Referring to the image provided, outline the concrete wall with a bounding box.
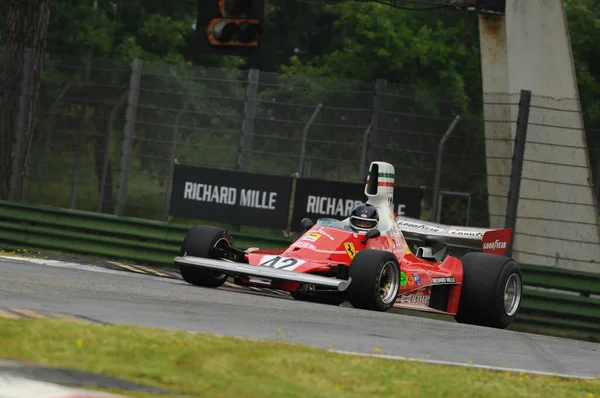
[478,0,600,273]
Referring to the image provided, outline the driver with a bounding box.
[349,203,379,231]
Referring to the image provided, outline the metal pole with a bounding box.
[358,124,372,182]
[162,94,197,221]
[9,49,34,201]
[115,59,143,216]
[504,89,532,258]
[595,157,600,210]
[70,113,90,209]
[436,194,444,224]
[39,83,70,202]
[236,69,259,172]
[97,90,128,212]
[431,115,461,222]
[298,103,322,176]
[466,193,471,226]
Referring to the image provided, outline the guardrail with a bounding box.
[0,200,598,340]
[0,200,291,266]
[515,264,600,338]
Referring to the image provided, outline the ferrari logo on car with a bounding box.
[344,242,356,259]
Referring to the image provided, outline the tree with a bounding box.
[0,0,52,201]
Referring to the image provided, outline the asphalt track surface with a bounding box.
[1,257,599,379]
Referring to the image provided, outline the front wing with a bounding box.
[174,256,352,292]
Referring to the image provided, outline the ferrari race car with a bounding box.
[174,161,523,329]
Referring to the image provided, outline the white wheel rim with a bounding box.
[503,273,522,316]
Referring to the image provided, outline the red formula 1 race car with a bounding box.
[174,161,523,329]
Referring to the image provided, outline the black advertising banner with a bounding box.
[169,164,292,229]
[291,178,423,231]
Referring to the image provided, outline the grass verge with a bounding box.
[0,318,598,398]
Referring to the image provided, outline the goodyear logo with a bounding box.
[344,242,356,259]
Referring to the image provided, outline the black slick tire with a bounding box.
[454,252,523,329]
[346,249,401,312]
[179,225,233,288]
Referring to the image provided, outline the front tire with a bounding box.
[179,225,233,288]
[454,252,523,329]
[346,250,401,311]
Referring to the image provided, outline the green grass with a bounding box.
[0,318,598,398]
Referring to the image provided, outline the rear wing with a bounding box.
[395,216,512,256]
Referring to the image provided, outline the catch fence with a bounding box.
[2,50,600,272]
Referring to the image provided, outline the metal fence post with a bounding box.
[236,69,259,172]
[70,112,91,209]
[595,157,600,210]
[504,89,532,258]
[162,94,197,221]
[431,115,461,222]
[286,173,299,232]
[97,90,128,213]
[298,103,322,176]
[365,79,386,168]
[358,124,372,182]
[115,59,142,216]
[39,83,70,202]
[9,48,34,201]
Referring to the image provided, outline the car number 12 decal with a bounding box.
[258,255,305,271]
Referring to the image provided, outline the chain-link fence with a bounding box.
[515,94,600,272]
[10,52,489,226]
[3,51,600,271]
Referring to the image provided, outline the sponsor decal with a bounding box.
[398,294,430,305]
[400,272,407,287]
[396,220,441,233]
[170,165,292,229]
[258,255,305,271]
[291,179,423,231]
[481,228,512,256]
[448,229,483,237]
[315,227,336,241]
[413,272,421,286]
[344,242,356,259]
[403,243,412,254]
[406,273,415,288]
[302,233,321,242]
[294,241,317,250]
[432,277,456,284]
[306,196,363,217]
[483,240,507,250]
[183,182,278,210]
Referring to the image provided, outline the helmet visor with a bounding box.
[350,216,377,229]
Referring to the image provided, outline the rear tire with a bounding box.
[346,250,401,312]
[454,252,522,329]
[179,225,233,288]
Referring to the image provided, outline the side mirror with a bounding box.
[301,218,314,231]
[361,228,380,244]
